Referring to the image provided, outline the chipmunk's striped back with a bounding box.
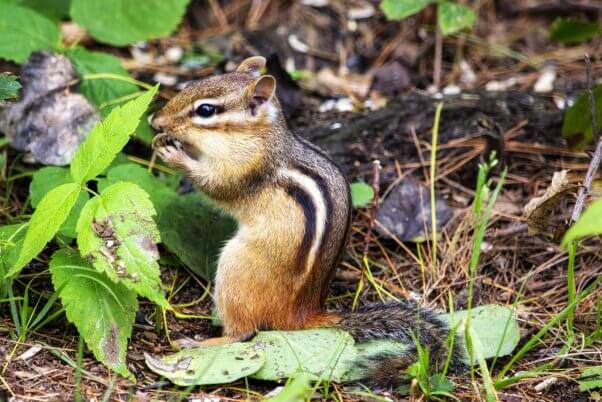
[279,134,351,307]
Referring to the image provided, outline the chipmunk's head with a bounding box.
[151,56,286,172]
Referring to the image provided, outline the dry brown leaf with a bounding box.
[523,170,577,236]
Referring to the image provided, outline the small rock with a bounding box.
[534,376,558,392]
[153,72,178,87]
[370,61,411,96]
[533,65,556,93]
[375,177,453,242]
[288,34,310,53]
[486,77,518,92]
[18,344,42,361]
[442,84,461,95]
[264,386,284,398]
[164,46,183,63]
[319,98,354,113]
[130,43,154,65]
[459,60,476,86]
[348,3,374,20]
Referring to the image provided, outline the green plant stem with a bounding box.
[75,335,84,402]
[567,242,577,336]
[496,275,602,383]
[430,102,443,272]
[83,73,154,90]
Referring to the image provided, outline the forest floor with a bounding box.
[1,1,602,401]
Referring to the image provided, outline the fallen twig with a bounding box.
[570,55,601,224]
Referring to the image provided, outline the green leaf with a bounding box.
[13,0,71,20]
[0,3,61,62]
[550,17,601,44]
[380,0,436,20]
[76,182,169,309]
[562,198,602,246]
[579,366,602,392]
[144,341,265,386]
[253,329,356,382]
[431,373,454,393]
[0,73,20,101]
[146,304,520,385]
[443,304,520,361]
[267,373,314,402]
[9,183,81,277]
[438,1,476,35]
[30,167,89,239]
[66,47,139,115]
[350,182,374,208]
[0,223,27,277]
[158,194,237,280]
[70,0,190,46]
[50,249,137,380]
[70,86,158,185]
[98,165,233,280]
[98,163,178,216]
[562,85,602,150]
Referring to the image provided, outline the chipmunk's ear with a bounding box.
[247,75,276,115]
[236,56,266,77]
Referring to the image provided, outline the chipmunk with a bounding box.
[151,56,465,388]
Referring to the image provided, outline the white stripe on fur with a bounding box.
[280,168,327,273]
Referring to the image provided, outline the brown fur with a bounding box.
[152,57,464,388]
[152,57,350,336]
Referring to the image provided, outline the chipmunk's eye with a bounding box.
[195,103,217,118]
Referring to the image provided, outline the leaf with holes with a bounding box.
[97,163,178,216]
[0,3,61,62]
[9,183,81,277]
[144,342,265,386]
[70,86,158,185]
[253,329,356,382]
[76,182,169,309]
[50,249,137,380]
[70,0,190,46]
[30,167,89,239]
[146,305,520,385]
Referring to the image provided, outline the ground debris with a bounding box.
[0,51,99,165]
[376,177,453,242]
[524,170,577,236]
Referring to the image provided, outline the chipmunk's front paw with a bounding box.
[152,134,189,166]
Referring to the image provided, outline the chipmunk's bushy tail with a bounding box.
[335,301,467,389]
